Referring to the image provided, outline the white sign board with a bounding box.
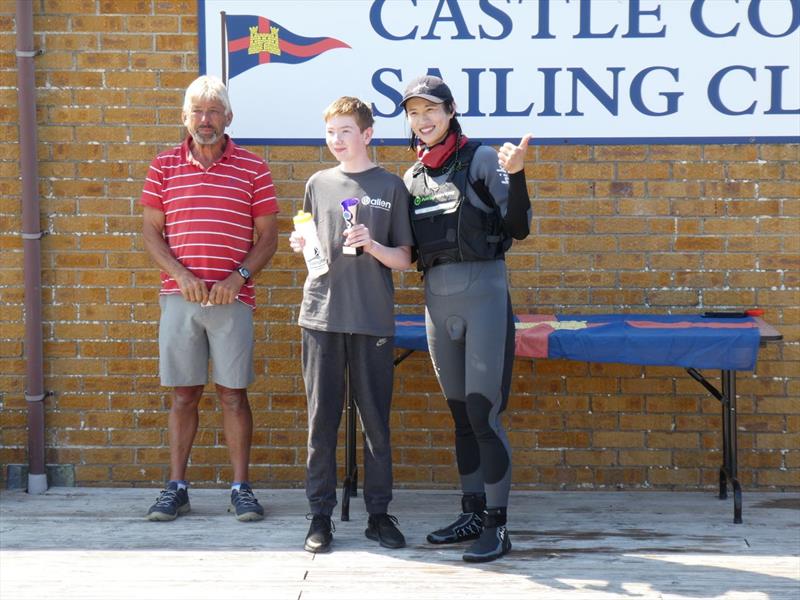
[199,0,800,145]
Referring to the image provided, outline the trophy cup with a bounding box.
[341,197,363,256]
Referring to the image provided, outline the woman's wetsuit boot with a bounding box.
[426,493,486,544]
[462,506,511,562]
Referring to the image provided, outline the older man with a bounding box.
[141,75,278,521]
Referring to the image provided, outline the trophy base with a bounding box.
[343,246,363,256]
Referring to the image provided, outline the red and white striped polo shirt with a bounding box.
[140,135,278,309]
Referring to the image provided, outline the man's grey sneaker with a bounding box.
[229,483,264,522]
[462,508,511,563]
[304,513,334,553]
[146,482,190,521]
[365,513,406,549]
[426,493,485,544]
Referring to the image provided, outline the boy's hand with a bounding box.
[343,223,373,252]
[289,230,305,253]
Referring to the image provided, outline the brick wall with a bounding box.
[1,1,798,490]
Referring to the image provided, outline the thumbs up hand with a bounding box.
[497,133,532,174]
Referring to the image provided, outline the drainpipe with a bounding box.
[16,0,47,494]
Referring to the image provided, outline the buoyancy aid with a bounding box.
[408,141,512,271]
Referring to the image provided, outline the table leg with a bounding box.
[719,371,730,501]
[721,369,742,524]
[347,384,358,497]
[341,369,358,522]
[687,367,742,523]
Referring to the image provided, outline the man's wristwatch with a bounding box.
[236,266,251,281]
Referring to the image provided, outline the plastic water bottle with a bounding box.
[293,210,329,277]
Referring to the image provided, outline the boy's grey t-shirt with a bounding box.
[298,165,413,337]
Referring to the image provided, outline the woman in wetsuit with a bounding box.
[401,75,532,563]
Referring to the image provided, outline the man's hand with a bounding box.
[173,271,209,304]
[142,206,210,304]
[208,273,244,305]
[497,133,532,174]
[205,213,277,305]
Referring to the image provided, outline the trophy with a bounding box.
[341,197,363,256]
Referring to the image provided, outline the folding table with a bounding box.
[341,313,782,524]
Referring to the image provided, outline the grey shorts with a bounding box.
[158,294,255,389]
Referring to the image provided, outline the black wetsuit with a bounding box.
[404,142,531,510]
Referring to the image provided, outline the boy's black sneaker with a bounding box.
[304,513,334,553]
[426,493,485,544]
[146,482,190,521]
[365,513,406,549]
[229,483,264,522]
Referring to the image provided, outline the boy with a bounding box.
[289,97,413,553]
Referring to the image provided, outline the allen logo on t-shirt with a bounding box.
[360,195,392,212]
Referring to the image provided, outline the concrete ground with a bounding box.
[1,487,799,600]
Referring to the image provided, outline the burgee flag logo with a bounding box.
[225,14,350,80]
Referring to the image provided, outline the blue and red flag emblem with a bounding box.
[225,15,350,79]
